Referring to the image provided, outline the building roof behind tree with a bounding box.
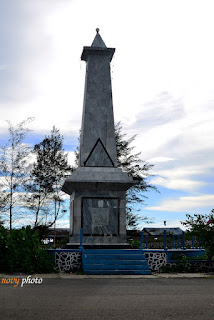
[142,227,183,236]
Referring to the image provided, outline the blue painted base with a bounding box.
[82,249,151,275]
[85,270,152,275]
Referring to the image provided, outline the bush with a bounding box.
[170,253,210,261]
[160,263,188,273]
[127,239,140,248]
[181,211,214,259]
[0,226,55,274]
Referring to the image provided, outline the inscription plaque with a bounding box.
[92,208,109,226]
[82,197,119,235]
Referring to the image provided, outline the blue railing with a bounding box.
[139,231,144,250]
[139,230,201,250]
[79,228,84,250]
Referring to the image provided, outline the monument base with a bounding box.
[69,189,127,245]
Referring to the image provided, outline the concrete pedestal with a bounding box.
[69,190,127,244]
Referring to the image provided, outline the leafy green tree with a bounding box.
[114,122,156,228]
[0,118,33,230]
[27,126,72,227]
[181,210,214,259]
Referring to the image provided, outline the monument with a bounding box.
[62,29,136,245]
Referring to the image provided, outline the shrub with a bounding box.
[181,211,214,259]
[0,226,55,273]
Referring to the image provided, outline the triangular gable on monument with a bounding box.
[84,138,114,167]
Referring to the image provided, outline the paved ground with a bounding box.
[0,274,213,320]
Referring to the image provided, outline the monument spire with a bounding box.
[62,31,136,245]
[79,29,117,167]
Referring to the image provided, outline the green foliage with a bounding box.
[181,210,214,259]
[115,122,157,228]
[170,253,210,261]
[74,268,84,275]
[26,126,72,227]
[160,263,188,273]
[0,226,54,273]
[127,238,141,248]
[0,225,8,270]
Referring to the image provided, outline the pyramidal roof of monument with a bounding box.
[91,29,107,48]
[84,138,114,167]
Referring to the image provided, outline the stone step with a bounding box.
[82,249,151,275]
[84,259,148,265]
[83,254,146,260]
[84,264,150,271]
[84,270,152,275]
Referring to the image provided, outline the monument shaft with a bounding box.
[80,52,117,167]
[62,30,135,245]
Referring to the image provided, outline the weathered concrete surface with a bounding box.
[80,31,117,167]
[68,190,127,244]
[62,30,136,245]
[62,167,135,194]
[1,278,213,320]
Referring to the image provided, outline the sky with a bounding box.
[0,0,214,229]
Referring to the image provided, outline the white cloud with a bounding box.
[67,151,76,167]
[147,157,175,163]
[149,162,214,192]
[55,219,69,228]
[9,216,70,229]
[153,163,213,179]
[0,64,7,71]
[150,177,206,192]
[146,194,214,212]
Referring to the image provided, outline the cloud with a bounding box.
[153,163,213,179]
[0,0,81,138]
[124,92,214,194]
[149,162,214,192]
[0,1,53,103]
[67,151,76,167]
[55,219,69,228]
[146,194,214,212]
[137,92,185,128]
[7,216,70,229]
[150,177,206,192]
[0,64,7,71]
[147,157,175,163]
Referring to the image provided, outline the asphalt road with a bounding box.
[0,277,213,320]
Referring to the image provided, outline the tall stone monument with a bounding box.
[62,29,136,245]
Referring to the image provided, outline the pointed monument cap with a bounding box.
[91,28,107,47]
[81,28,115,61]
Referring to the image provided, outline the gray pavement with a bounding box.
[0,275,213,320]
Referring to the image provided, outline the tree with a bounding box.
[75,122,156,228]
[0,118,33,230]
[181,210,214,259]
[115,122,156,228]
[27,126,72,227]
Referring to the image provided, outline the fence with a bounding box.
[139,230,201,250]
